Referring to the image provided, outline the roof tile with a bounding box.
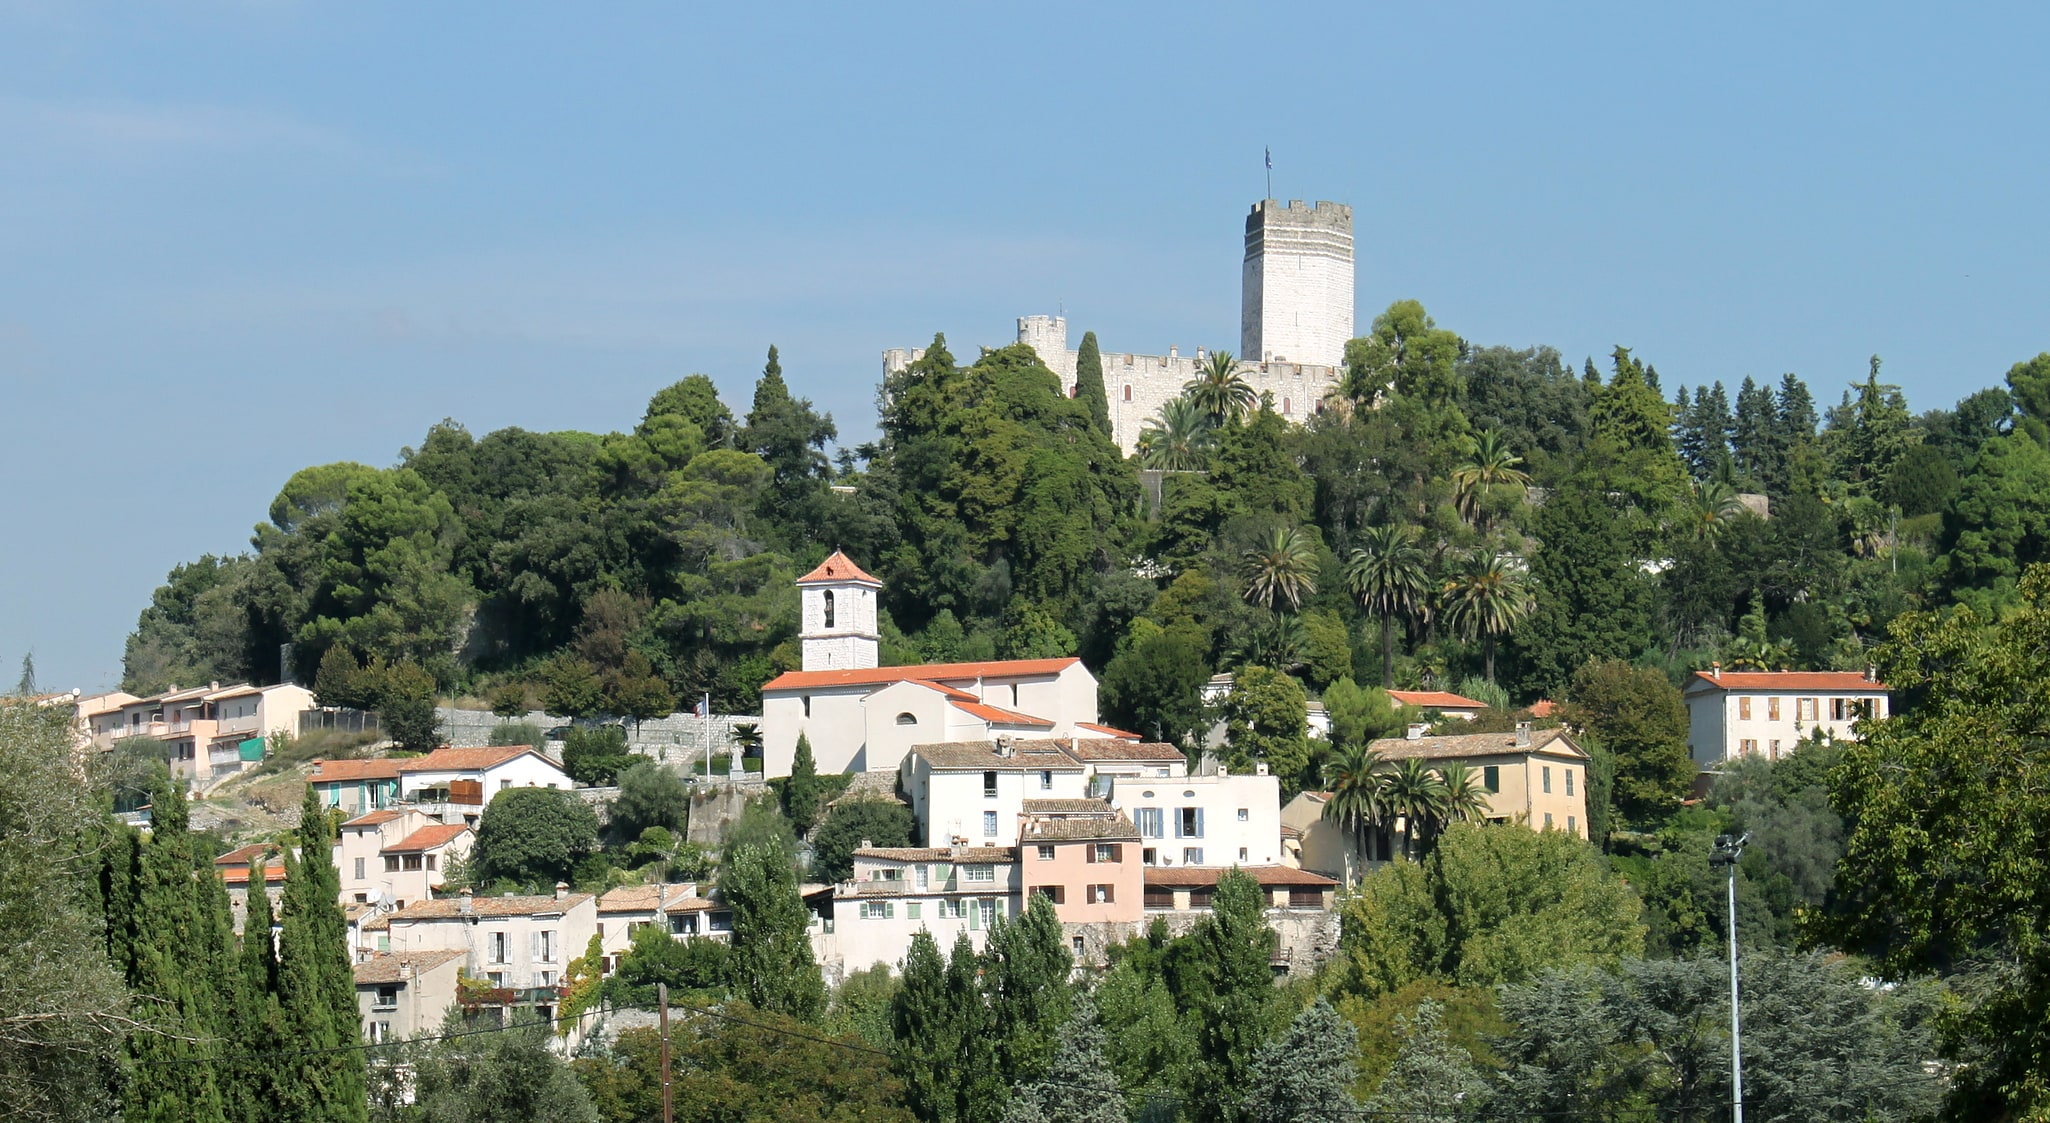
[1367,727,1585,762]
[795,550,881,586]
[1686,671,1888,692]
[1143,865,1337,888]
[763,657,1081,693]
[384,824,470,852]
[353,949,466,985]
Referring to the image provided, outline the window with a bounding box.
[1090,884,1113,904]
[1092,843,1121,863]
[488,932,508,964]
[860,901,894,920]
[1544,813,1554,829]
[1739,697,1752,720]
[536,971,555,988]
[963,864,995,883]
[402,854,423,872]
[426,854,437,871]
[1182,847,1204,865]
[978,898,998,929]
[822,589,835,628]
[1142,847,1157,865]
[982,811,998,837]
[1033,885,1065,904]
[1238,847,1248,862]
[1237,808,1249,821]
[1176,808,1203,838]
[383,855,400,873]
[983,771,998,798]
[1289,888,1323,908]
[802,696,810,718]
[1768,697,1781,721]
[1740,738,1758,755]
[874,867,902,881]
[1568,815,1577,835]
[1482,765,1500,793]
[1144,886,1175,908]
[534,930,556,963]
[895,712,917,726]
[1542,767,1552,794]
[500,780,512,791]
[1037,844,1055,861]
[1123,384,1132,401]
[487,971,505,987]
[1072,935,1085,955]
[1135,808,1163,838]
[1832,698,1848,721]
[916,865,929,889]
[1797,698,1817,721]
[907,902,921,920]
[372,985,398,1011]
[938,899,965,919]
[1282,397,1291,414]
[1565,770,1575,797]
[354,858,366,880]
[1010,684,1019,706]
[1039,770,1053,791]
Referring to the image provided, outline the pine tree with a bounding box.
[723,841,826,1022]
[786,733,821,830]
[1074,330,1110,435]
[982,894,1072,1092]
[1731,376,1779,490]
[1244,998,1359,1123]
[1683,381,1735,480]
[275,786,367,1123]
[999,996,1124,1123]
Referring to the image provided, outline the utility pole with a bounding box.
[1711,832,1751,1123]
[657,981,674,1123]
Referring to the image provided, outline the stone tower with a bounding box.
[797,551,881,672]
[1240,199,1355,368]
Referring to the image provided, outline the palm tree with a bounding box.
[1345,525,1431,689]
[1451,430,1530,528]
[1439,551,1536,684]
[1236,614,1307,672]
[1321,744,1388,872]
[1137,397,1218,471]
[1435,762,1492,826]
[1382,757,1449,860]
[1184,350,1256,427]
[1242,526,1319,613]
[1678,479,1746,541]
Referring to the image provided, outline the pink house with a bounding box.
[1018,799,1143,940]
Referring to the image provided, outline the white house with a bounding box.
[1683,666,1890,765]
[815,845,1020,978]
[1107,765,1284,869]
[355,948,465,1043]
[396,745,573,824]
[758,552,1103,776]
[901,739,1090,848]
[380,885,597,997]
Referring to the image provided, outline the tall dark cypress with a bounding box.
[1731,376,1779,490]
[1074,330,1111,435]
[233,857,284,1123]
[275,786,366,1122]
[123,781,229,1123]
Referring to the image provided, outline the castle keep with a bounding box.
[885,198,1355,455]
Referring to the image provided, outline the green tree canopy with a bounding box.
[472,786,601,891]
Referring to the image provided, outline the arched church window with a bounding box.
[823,590,835,628]
[1123,384,1132,401]
[896,712,917,726]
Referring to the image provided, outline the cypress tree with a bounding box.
[275,786,366,1123]
[889,931,957,1123]
[123,780,229,1123]
[786,733,820,830]
[1731,376,1780,490]
[1172,870,1277,1123]
[233,858,284,1123]
[1074,330,1110,435]
[946,933,1003,1123]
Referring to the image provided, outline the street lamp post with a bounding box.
[1711,831,1751,1123]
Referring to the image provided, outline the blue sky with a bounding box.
[3,3,2046,692]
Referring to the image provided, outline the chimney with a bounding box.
[1710,662,1722,680]
[1864,663,1878,683]
[995,735,1013,758]
[1255,761,1269,777]
[457,888,473,915]
[399,960,415,980]
[1218,763,1229,777]
[1515,721,1532,748]
[859,838,872,850]
[1406,723,1427,741]
[554,881,569,901]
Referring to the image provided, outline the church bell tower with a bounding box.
[796,551,881,672]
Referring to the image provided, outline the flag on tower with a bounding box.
[1265,146,1272,170]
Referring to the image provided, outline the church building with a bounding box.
[757,552,1109,776]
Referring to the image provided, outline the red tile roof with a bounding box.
[1061,737,1183,762]
[796,550,881,586]
[385,824,470,852]
[1388,690,1489,710]
[342,810,408,828]
[353,948,465,985]
[951,700,1055,727]
[387,892,592,919]
[221,861,287,885]
[1075,722,1141,740]
[763,657,1082,693]
[1686,671,1888,692]
[395,746,544,773]
[310,758,402,782]
[215,843,277,867]
[1528,699,1558,717]
[1143,865,1337,888]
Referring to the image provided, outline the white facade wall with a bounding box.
[762,685,880,776]
[383,896,597,991]
[1109,771,1284,868]
[910,764,1090,848]
[399,754,570,802]
[817,855,1021,977]
[1686,690,1889,764]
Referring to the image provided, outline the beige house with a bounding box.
[595,883,728,972]
[84,682,315,790]
[1284,725,1591,882]
[1684,667,1890,765]
[1106,764,1283,869]
[355,948,464,1042]
[380,886,598,1011]
[335,808,472,909]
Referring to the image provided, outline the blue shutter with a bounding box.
[1194,808,1204,838]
